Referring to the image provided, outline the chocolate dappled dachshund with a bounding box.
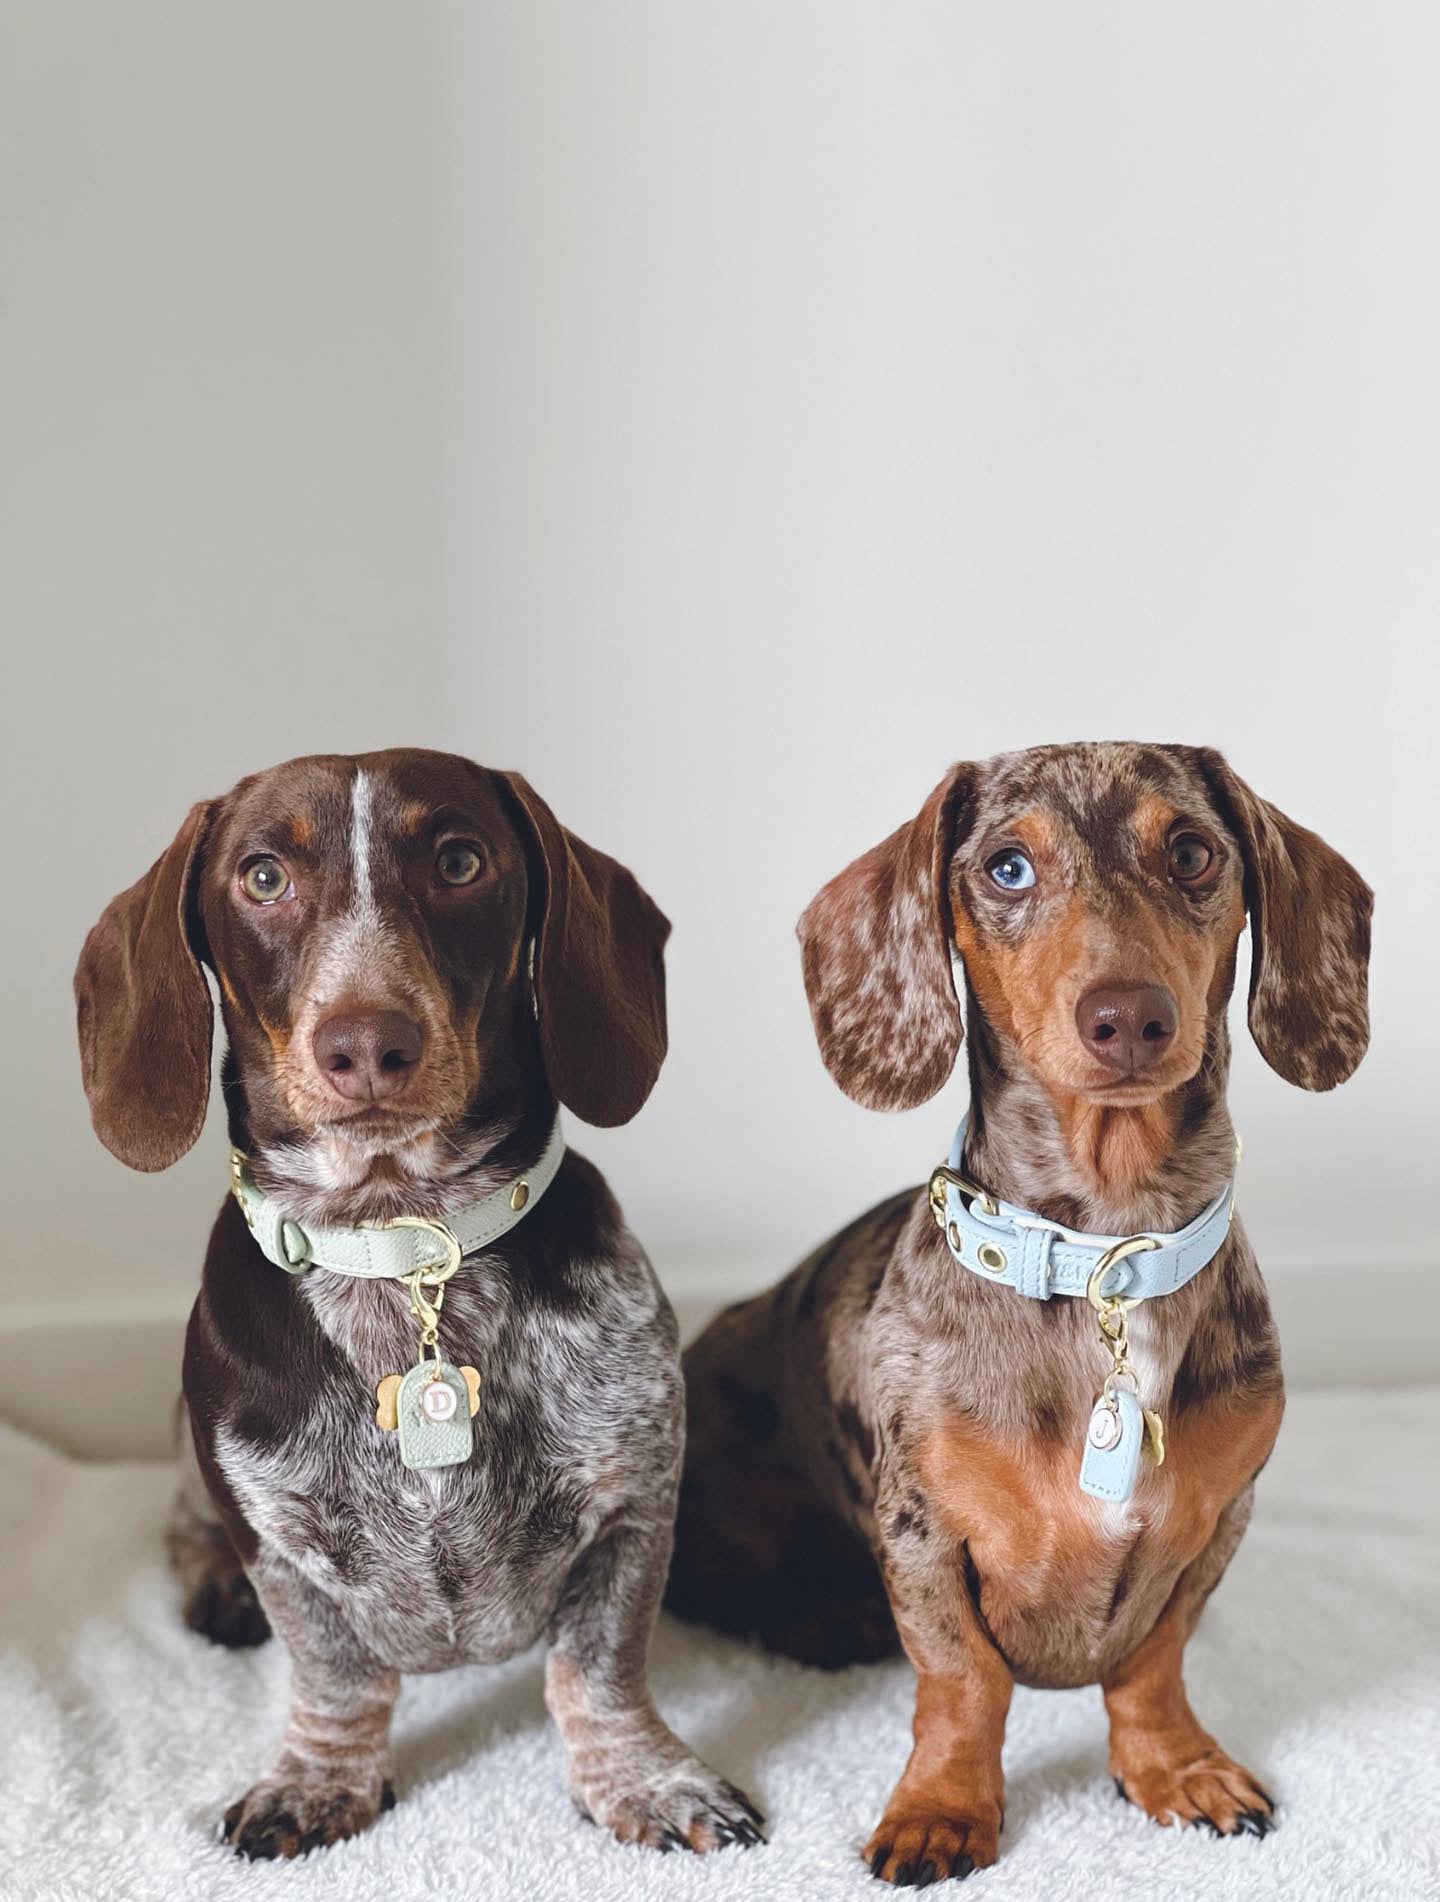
[74,749,761,1860]
[669,742,1371,1884]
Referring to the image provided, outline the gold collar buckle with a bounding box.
[229,1147,255,1229]
[928,1164,1000,1227]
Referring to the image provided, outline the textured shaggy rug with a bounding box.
[0,1388,1435,1902]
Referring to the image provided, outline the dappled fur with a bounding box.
[77,750,759,1861]
[671,742,1370,1883]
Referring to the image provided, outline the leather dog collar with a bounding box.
[930,1113,1235,1304]
[229,1116,566,1280]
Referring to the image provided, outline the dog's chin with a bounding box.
[1071,1058,1202,1108]
[1031,1056,1202,1110]
[311,1105,437,1151]
[1078,1078,1171,1107]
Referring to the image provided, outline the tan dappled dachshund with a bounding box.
[669,742,1371,1885]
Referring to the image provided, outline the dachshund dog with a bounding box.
[75,749,761,1861]
[669,742,1371,1884]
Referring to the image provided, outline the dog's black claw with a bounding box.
[1237,1808,1274,1838]
[1196,1815,1224,1838]
[1113,1776,1129,1803]
[955,1852,975,1880]
[1254,1784,1277,1813]
[379,1781,396,1813]
[892,1863,915,1888]
[870,1844,893,1877]
[658,1829,686,1854]
[703,1800,763,1849]
[915,1860,937,1889]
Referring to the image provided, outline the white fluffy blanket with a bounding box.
[1,1389,1435,1902]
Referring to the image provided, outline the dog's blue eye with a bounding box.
[987,850,1036,891]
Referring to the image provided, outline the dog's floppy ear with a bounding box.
[75,802,215,1170]
[494,773,670,1126]
[1193,749,1373,1090]
[798,764,973,1111]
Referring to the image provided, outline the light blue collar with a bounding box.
[929,1114,1235,1304]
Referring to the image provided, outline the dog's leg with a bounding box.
[863,1607,1013,1884]
[545,1522,765,1853]
[222,1560,399,1861]
[862,1460,1013,1884]
[168,1400,270,1648]
[1105,1486,1276,1837]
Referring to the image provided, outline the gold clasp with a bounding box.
[406,1265,448,1375]
[1086,1234,1161,1399]
[376,1217,464,1384]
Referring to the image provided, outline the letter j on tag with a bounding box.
[1080,1388,1145,1502]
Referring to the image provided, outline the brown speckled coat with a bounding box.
[77,750,762,1863]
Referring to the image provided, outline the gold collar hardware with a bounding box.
[929,1164,999,1226]
[1087,1235,1165,1468]
[377,1217,465,1378]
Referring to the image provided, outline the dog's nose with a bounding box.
[312,1010,423,1102]
[1075,984,1178,1074]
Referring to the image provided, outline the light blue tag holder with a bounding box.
[1079,1389,1145,1503]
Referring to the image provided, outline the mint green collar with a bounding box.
[228,1117,566,1280]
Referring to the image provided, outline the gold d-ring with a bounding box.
[376,1216,464,1286]
[1086,1235,1160,1312]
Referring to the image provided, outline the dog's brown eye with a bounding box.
[1168,834,1216,884]
[436,842,484,887]
[240,856,292,903]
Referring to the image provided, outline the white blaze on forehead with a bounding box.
[350,768,377,915]
[301,767,396,1011]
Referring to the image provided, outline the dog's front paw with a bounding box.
[864,1791,1002,1884]
[1113,1739,1275,1837]
[221,1773,395,1860]
[584,1758,765,1854]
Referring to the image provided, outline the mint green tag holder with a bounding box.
[395,1362,475,1470]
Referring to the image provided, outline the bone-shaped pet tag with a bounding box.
[1079,1387,1145,1502]
[375,1363,481,1470]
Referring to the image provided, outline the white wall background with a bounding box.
[3,3,1436,1444]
